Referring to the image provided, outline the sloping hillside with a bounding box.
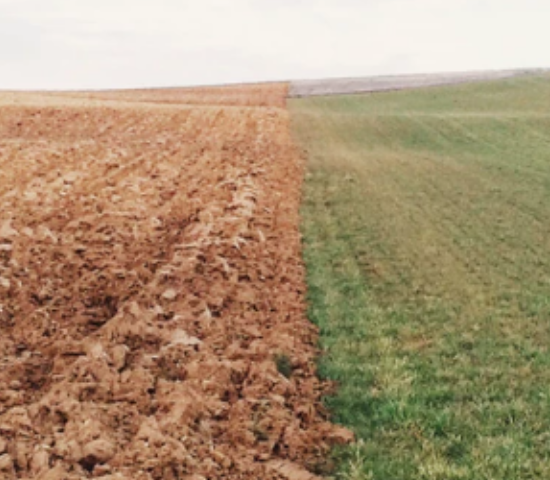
[290,74,550,480]
[289,68,544,97]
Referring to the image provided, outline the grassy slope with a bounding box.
[289,75,550,480]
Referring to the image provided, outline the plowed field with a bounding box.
[0,85,350,479]
[23,83,288,108]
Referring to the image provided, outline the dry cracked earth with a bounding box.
[0,84,352,480]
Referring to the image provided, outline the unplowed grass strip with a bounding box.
[290,75,550,479]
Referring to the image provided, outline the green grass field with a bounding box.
[289,75,550,480]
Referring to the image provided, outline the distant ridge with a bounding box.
[289,68,548,97]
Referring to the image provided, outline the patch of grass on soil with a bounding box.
[290,75,550,480]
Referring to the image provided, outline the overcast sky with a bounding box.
[0,0,548,90]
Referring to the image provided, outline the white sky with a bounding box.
[0,0,548,90]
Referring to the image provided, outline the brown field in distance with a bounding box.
[6,82,290,109]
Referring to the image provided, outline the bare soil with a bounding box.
[0,85,351,479]
[35,83,289,108]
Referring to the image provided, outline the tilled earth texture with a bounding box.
[0,84,352,480]
[38,83,289,108]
